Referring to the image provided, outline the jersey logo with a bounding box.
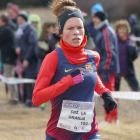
[85,64,93,73]
[65,69,73,73]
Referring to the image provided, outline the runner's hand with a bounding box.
[70,67,85,84]
[101,92,117,114]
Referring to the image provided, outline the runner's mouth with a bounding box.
[73,38,80,42]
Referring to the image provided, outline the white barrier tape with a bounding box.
[95,91,140,100]
[130,36,140,42]
[1,75,140,100]
[0,75,36,84]
[112,91,140,100]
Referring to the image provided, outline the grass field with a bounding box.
[1,78,140,140]
[0,7,140,140]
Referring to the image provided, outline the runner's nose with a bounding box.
[74,28,80,35]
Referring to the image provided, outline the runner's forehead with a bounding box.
[64,18,84,27]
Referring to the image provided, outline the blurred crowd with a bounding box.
[0,3,61,106]
[0,2,140,122]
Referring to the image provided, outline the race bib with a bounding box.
[57,100,94,133]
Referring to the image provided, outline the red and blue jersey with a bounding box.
[33,40,111,139]
[46,48,98,139]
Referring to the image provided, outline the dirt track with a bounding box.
[1,82,140,140]
[0,7,140,140]
[0,55,140,140]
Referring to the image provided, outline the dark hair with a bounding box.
[0,14,9,23]
[40,22,54,41]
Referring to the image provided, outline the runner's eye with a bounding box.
[78,26,83,30]
[68,27,73,30]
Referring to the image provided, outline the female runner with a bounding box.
[32,0,117,139]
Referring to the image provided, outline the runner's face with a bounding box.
[61,17,85,47]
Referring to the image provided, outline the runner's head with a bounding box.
[51,0,85,47]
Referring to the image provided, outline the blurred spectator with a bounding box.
[82,11,95,50]
[29,14,42,38]
[86,3,104,42]
[7,4,19,30]
[47,23,60,51]
[0,14,18,104]
[35,22,60,74]
[16,11,38,107]
[128,14,140,47]
[115,19,140,91]
[93,11,119,124]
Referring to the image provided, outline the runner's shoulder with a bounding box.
[89,50,100,63]
[44,50,58,63]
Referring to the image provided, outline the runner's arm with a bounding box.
[32,50,74,106]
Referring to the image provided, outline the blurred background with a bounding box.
[0,0,140,21]
[0,0,140,140]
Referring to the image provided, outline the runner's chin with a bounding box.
[71,40,82,47]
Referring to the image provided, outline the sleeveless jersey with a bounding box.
[46,48,99,140]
